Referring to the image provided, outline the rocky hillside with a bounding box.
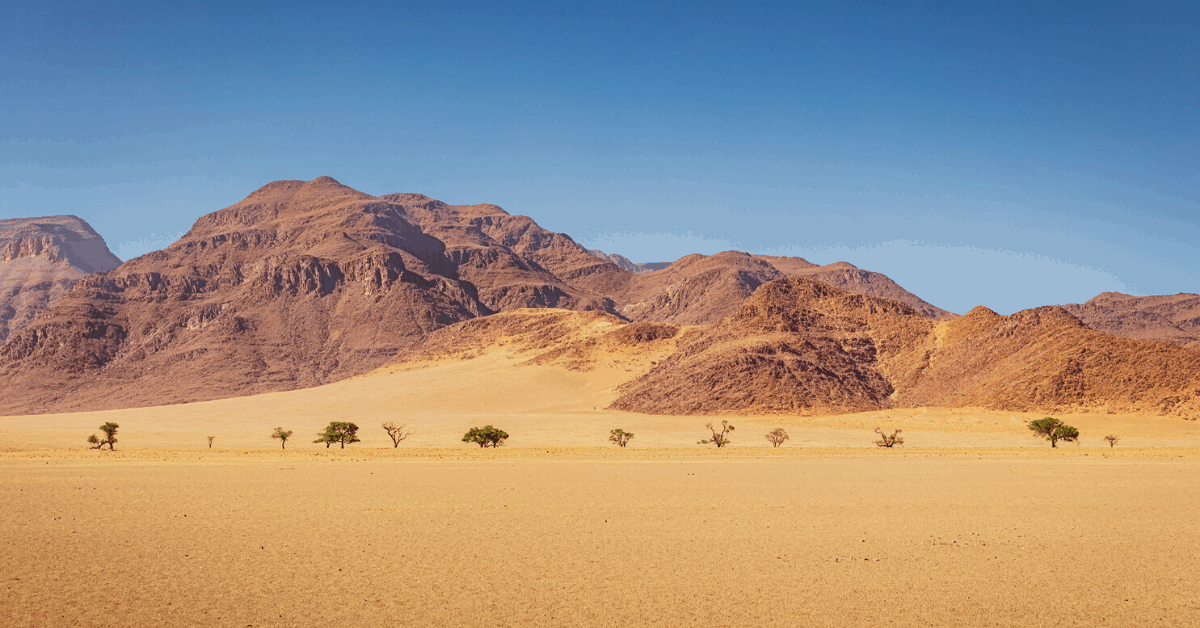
[897,304,1200,415]
[611,278,935,414]
[0,216,121,342]
[612,277,1200,417]
[1061,292,1200,346]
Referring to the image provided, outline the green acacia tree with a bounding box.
[314,422,360,449]
[87,422,119,450]
[609,429,634,447]
[272,427,294,449]
[463,425,509,448]
[1028,417,1079,448]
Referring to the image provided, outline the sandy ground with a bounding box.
[1,452,1197,627]
[3,354,1199,626]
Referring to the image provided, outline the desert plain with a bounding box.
[3,346,1199,628]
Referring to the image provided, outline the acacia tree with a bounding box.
[698,421,735,448]
[1103,434,1119,448]
[1028,417,1079,448]
[271,427,293,449]
[88,422,119,450]
[314,422,361,449]
[463,425,508,448]
[874,428,903,448]
[765,428,790,448]
[609,429,634,447]
[382,422,411,448]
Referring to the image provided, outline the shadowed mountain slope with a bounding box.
[0,216,121,343]
[1061,292,1200,346]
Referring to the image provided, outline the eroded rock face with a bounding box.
[0,216,122,343]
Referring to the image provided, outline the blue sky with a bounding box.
[2,1,1197,314]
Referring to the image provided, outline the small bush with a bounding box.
[609,429,634,447]
[765,428,789,448]
[874,428,903,448]
[207,436,215,449]
[698,421,734,448]
[1103,434,1119,448]
[463,425,508,448]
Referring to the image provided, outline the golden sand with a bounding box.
[2,452,1198,627]
[3,353,1198,626]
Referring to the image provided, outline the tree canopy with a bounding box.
[1028,417,1079,448]
[463,425,509,448]
[314,422,361,449]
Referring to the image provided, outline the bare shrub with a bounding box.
[1103,434,1119,448]
[382,422,412,448]
[874,428,903,448]
[207,436,215,449]
[765,428,789,448]
[699,421,735,448]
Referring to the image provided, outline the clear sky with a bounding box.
[2,1,1197,314]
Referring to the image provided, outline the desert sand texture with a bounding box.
[2,452,1199,628]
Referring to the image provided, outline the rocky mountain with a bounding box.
[0,177,627,415]
[1061,292,1200,346]
[0,177,977,416]
[754,256,957,320]
[612,277,1200,417]
[0,216,121,343]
